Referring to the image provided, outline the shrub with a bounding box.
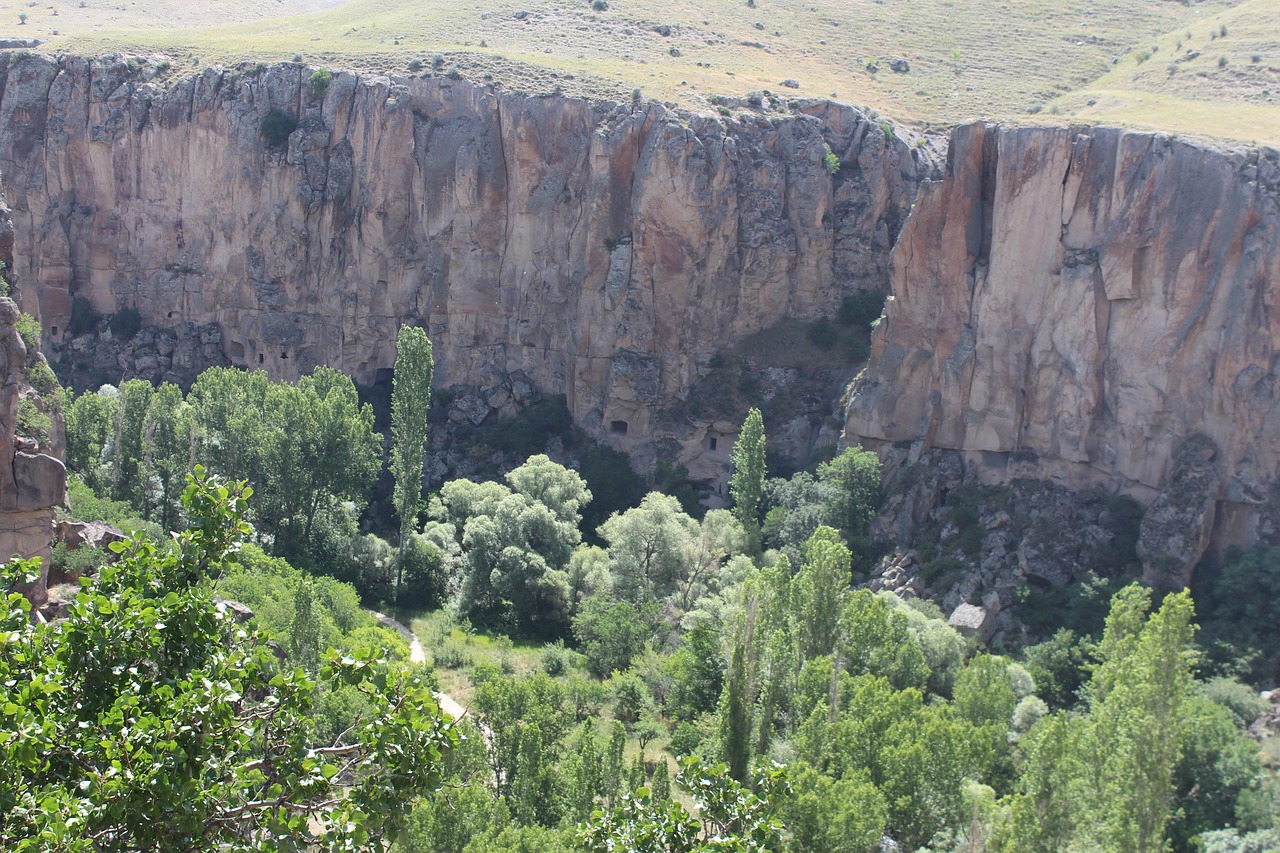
[1252,53,1263,64]
[309,67,331,97]
[670,721,702,757]
[1136,50,1152,64]
[1219,55,1229,68]
[107,307,142,341]
[823,150,841,175]
[260,109,298,148]
[591,0,608,10]
[16,398,51,441]
[26,358,60,400]
[541,640,574,676]
[839,291,886,327]
[1199,676,1269,728]
[15,312,41,355]
[434,638,472,669]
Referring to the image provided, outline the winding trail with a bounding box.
[366,609,470,723]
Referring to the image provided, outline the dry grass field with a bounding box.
[0,0,1275,142]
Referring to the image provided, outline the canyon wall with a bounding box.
[0,192,66,610]
[0,52,925,472]
[845,122,1280,580]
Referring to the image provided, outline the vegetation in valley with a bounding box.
[8,329,1279,851]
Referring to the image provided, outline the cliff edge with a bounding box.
[845,122,1280,584]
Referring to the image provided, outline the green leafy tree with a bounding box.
[0,469,455,850]
[580,757,789,852]
[390,326,434,595]
[108,378,154,508]
[573,592,652,678]
[262,366,381,558]
[729,408,766,547]
[599,491,700,603]
[187,367,271,483]
[63,387,119,490]
[142,381,194,530]
[794,526,851,661]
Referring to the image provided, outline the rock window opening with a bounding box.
[50,325,57,337]
[709,436,718,451]
[258,353,264,365]
[610,420,629,436]
[281,352,289,360]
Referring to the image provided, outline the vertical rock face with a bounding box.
[0,191,66,609]
[0,52,925,468]
[846,122,1280,573]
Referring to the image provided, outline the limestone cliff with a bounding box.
[0,52,926,473]
[845,122,1280,579]
[0,190,66,610]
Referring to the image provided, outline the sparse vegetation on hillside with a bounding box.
[8,0,1276,142]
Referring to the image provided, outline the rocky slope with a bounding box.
[845,122,1280,584]
[0,52,926,477]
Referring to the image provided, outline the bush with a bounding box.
[26,359,61,400]
[260,109,298,148]
[839,291,886,327]
[541,640,574,676]
[670,721,702,757]
[434,638,472,669]
[823,150,841,175]
[309,67,331,97]
[107,307,142,341]
[1199,676,1269,728]
[15,312,41,356]
[16,398,50,441]
[591,0,608,10]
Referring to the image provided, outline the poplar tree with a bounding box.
[390,326,434,596]
[729,408,766,549]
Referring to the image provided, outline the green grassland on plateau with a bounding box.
[1,0,1276,144]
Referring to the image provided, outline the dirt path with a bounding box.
[366,609,470,723]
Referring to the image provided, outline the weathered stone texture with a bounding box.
[0,53,925,470]
[846,122,1280,563]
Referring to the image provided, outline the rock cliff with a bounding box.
[845,122,1280,580]
[0,52,926,474]
[0,191,66,610]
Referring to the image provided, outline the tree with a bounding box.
[729,408,766,547]
[580,757,789,853]
[390,326,434,596]
[261,366,381,558]
[142,382,194,530]
[187,367,271,484]
[109,378,154,508]
[0,469,455,850]
[63,386,118,490]
[598,492,700,603]
[573,593,652,678]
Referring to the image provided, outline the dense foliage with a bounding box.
[47,352,1279,852]
[0,471,455,850]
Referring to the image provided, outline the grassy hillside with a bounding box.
[0,0,1275,142]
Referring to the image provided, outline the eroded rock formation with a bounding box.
[846,122,1280,576]
[0,52,926,473]
[0,191,66,609]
